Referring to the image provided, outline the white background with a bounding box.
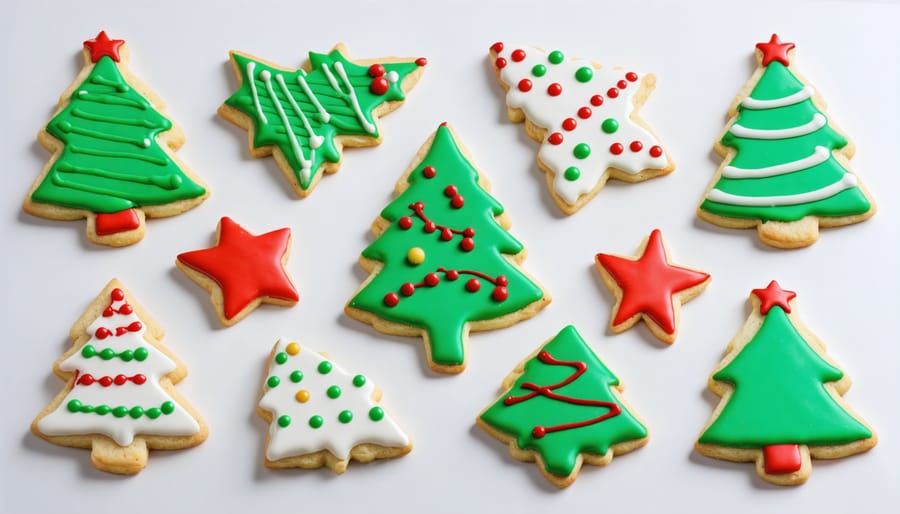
[2,1,898,512]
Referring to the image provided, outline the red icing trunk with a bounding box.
[763,444,802,474]
[95,209,140,235]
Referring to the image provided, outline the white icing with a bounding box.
[246,61,267,124]
[495,44,667,205]
[322,61,377,135]
[258,339,409,461]
[297,71,331,123]
[707,173,857,206]
[142,138,150,148]
[260,70,311,177]
[730,113,826,139]
[275,73,322,183]
[37,293,200,446]
[386,70,399,83]
[723,146,830,179]
[741,85,814,109]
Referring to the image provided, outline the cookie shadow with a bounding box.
[468,423,562,493]
[167,267,230,331]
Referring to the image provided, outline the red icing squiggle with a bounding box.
[400,202,475,251]
[76,373,148,387]
[94,321,142,339]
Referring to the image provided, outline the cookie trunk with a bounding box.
[757,216,819,249]
[91,436,148,475]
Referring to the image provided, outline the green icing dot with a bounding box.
[134,347,148,361]
[575,66,593,82]
[112,406,128,418]
[573,143,591,159]
[275,352,288,365]
[352,374,366,387]
[95,404,110,415]
[309,415,324,429]
[277,415,291,428]
[564,167,581,181]
[161,401,175,415]
[369,407,385,422]
[601,118,619,134]
[290,370,304,383]
[67,399,83,412]
[81,345,95,358]
[317,361,332,374]
[327,385,342,399]
[267,376,281,388]
[120,349,134,362]
[531,64,546,77]
[146,408,162,419]
[129,406,144,419]
[548,50,565,64]
[338,410,353,424]
[100,348,116,360]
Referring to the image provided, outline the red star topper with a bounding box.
[83,31,125,63]
[751,280,796,315]
[176,217,299,326]
[755,34,795,67]
[595,229,710,344]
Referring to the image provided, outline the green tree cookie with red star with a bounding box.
[594,229,710,344]
[176,217,299,326]
[696,281,877,486]
[24,31,208,247]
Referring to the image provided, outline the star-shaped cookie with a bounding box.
[176,217,299,326]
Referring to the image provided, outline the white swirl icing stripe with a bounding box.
[730,113,826,139]
[741,85,814,109]
[707,174,857,207]
[723,146,830,179]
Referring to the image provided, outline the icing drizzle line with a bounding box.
[731,113,826,139]
[708,174,857,206]
[722,146,830,179]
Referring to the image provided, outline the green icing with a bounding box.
[31,56,206,213]
[348,125,545,367]
[701,61,870,222]
[66,399,175,419]
[223,49,421,190]
[480,326,647,478]
[699,306,872,447]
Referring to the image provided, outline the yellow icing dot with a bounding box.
[295,390,310,403]
[286,342,300,356]
[407,247,425,265]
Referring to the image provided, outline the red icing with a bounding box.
[578,107,592,119]
[370,77,390,95]
[763,444,802,474]
[94,328,112,340]
[451,195,465,209]
[408,202,473,248]
[756,34,795,67]
[422,165,436,178]
[595,229,710,335]
[548,132,563,145]
[177,217,299,321]
[630,141,643,152]
[95,209,141,236]
[491,42,504,53]
[504,351,621,438]
[443,185,458,197]
[83,31,125,63]
[518,79,533,92]
[385,267,507,304]
[607,88,619,98]
[617,80,628,89]
[368,64,385,77]
[492,286,509,302]
[610,143,624,155]
[511,49,526,62]
[77,373,147,387]
[383,292,399,307]
[399,217,413,229]
[547,83,563,96]
[460,237,475,252]
[751,280,796,315]
[625,72,638,82]
[562,118,577,131]
[415,57,428,67]
[495,57,507,69]
[466,278,481,292]
[590,95,604,107]
[649,145,664,158]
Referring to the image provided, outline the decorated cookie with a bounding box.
[220,44,426,197]
[595,229,710,344]
[258,339,411,473]
[176,217,299,326]
[345,123,550,374]
[23,31,208,247]
[696,281,877,485]
[478,326,648,488]
[698,34,875,248]
[32,279,207,474]
[489,42,674,215]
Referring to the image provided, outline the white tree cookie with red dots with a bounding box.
[490,43,674,215]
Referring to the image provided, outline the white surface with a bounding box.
[2,1,898,512]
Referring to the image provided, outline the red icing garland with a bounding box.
[94,321,142,339]
[383,267,509,306]
[76,373,148,387]
[400,202,475,251]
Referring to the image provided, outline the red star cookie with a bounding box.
[595,229,710,344]
[176,217,299,326]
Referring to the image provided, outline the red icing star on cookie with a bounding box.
[83,31,125,63]
[755,34,795,67]
[177,217,299,326]
[595,229,710,344]
[751,280,796,314]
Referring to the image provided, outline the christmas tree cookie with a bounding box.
[595,229,710,344]
[32,279,207,474]
[23,31,208,247]
[490,42,673,215]
[698,34,875,248]
[478,326,648,488]
[258,339,411,473]
[220,44,426,197]
[696,281,877,485]
[176,217,299,326]
[345,123,550,374]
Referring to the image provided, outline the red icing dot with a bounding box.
[617,79,628,89]
[425,273,440,287]
[463,228,475,237]
[422,166,436,178]
[133,374,147,385]
[424,221,436,233]
[511,49,526,62]
[114,374,127,385]
[368,64,385,77]
[518,79,533,92]
[466,278,481,292]
[383,293,399,307]
[650,145,664,158]
[451,195,465,209]
[370,77,389,95]
[532,426,547,438]
[80,375,95,385]
[491,42,504,53]
[460,237,475,252]
[444,185,458,197]
[607,88,619,98]
[400,283,416,296]
[562,118,577,131]
[95,328,112,340]
[610,143,624,155]
[495,57,507,69]
[415,57,428,67]
[120,304,133,314]
[445,270,460,281]
[626,72,638,82]
[99,376,113,387]
[547,132,563,145]
[440,228,453,241]
[630,141,643,152]
[399,216,413,230]
[547,83,563,96]
[103,307,114,317]
[413,201,425,210]
[578,107,592,119]
[111,288,125,301]
[590,95,604,106]
[496,275,509,286]
[492,286,509,302]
